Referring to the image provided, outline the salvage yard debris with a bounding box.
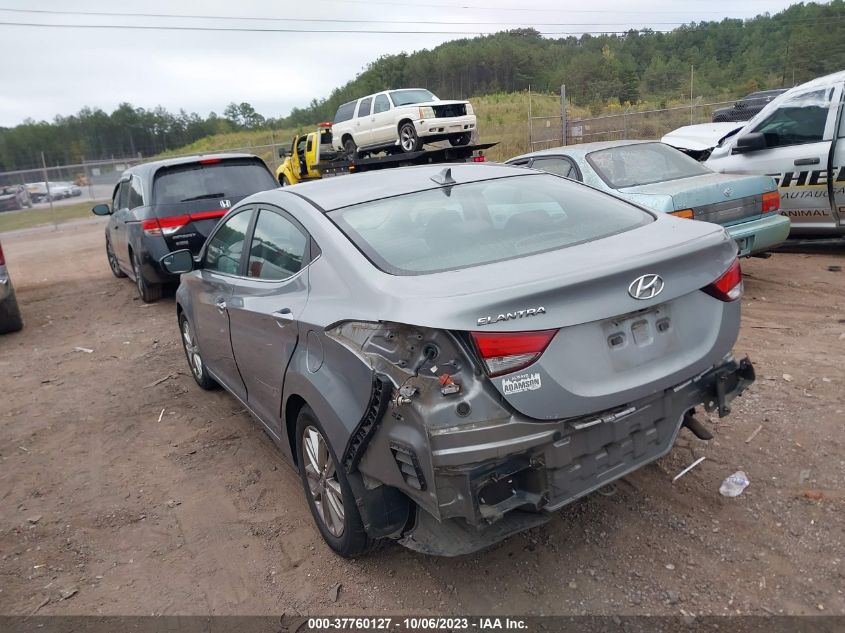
[144,374,174,389]
[719,471,750,497]
[73,346,94,354]
[672,456,706,483]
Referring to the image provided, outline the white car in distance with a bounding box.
[331,88,477,158]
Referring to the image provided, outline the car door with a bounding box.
[829,87,845,232]
[354,97,373,146]
[710,84,842,234]
[191,206,255,401]
[227,206,312,435]
[369,93,394,145]
[110,178,131,270]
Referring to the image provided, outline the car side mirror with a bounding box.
[732,132,767,154]
[160,249,195,275]
[92,203,111,216]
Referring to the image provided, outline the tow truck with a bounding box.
[275,123,496,186]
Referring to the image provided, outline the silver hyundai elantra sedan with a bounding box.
[161,163,754,557]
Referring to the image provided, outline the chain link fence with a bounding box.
[565,99,735,145]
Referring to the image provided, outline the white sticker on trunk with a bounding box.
[502,372,542,395]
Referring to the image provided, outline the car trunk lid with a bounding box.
[365,217,741,420]
[619,172,778,226]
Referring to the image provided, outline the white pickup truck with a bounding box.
[663,70,845,238]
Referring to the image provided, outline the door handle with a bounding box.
[271,308,294,325]
[794,157,820,166]
[215,298,227,312]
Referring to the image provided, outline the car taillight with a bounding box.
[470,329,558,377]
[761,191,780,213]
[141,210,226,237]
[142,215,189,236]
[670,209,694,219]
[0,242,5,266]
[702,258,743,302]
[472,155,486,162]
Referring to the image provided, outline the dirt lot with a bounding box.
[0,221,843,617]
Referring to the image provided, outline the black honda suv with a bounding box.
[92,154,277,302]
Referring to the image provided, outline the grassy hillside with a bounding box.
[155,91,718,165]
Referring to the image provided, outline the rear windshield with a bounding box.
[329,174,651,275]
[152,158,276,205]
[389,89,437,106]
[586,142,711,189]
[334,102,356,123]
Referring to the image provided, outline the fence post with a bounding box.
[527,86,533,150]
[41,152,53,214]
[560,84,567,146]
[82,155,93,200]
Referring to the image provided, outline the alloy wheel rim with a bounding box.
[182,320,203,380]
[302,425,345,537]
[401,127,414,151]
[107,241,119,274]
[133,257,144,295]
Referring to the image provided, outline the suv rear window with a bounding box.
[329,174,651,275]
[152,158,276,205]
[334,102,356,123]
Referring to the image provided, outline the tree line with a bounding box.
[1,0,844,171]
[283,1,845,125]
[0,102,268,172]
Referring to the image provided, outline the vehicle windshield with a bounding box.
[1,187,16,195]
[586,142,711,189]
[389,89,437,106]
[329,174,651,275]
[152,158,276,205]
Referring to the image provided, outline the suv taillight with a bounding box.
[470,329,558,377]
[142,216,189,236]
[702,259,743,302]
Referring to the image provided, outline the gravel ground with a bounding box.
[0,221,843,616]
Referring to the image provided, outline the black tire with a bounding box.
[131,250,161,303]
[179,313,217,390]
[106,237,127,278]
[0,285,23,334]
[343,137,358,160]
[399,122,421,153]
[449,133,472,147]
[296,406,374,558]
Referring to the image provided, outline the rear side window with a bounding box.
[152,159,276,206]
[530,156,576,180]
[334,102,356,123]
[247,209,308,280]
[329,174,651,275]
[374,94,390,113]
[127,176,144,209]
[205,209,254,275]
[358,97,372,117]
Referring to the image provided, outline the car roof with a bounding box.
[508,139,661,162]
[124,153,260,179]
[284,163,534,211]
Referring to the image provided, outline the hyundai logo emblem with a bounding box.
[628,274,665,300]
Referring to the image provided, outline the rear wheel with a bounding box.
[449,133,472,147]
[0,285,23,334]
[131,250,161,303]
[106,237,126,278]
[180,314,217,390]
[296,406,373,558]
[399,123,421,153]
[343,137,358,160]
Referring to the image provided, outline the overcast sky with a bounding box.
[0,0,803,127]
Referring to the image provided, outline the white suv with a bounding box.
[331,89,476,157]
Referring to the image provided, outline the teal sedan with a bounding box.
[506,140,790,256]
